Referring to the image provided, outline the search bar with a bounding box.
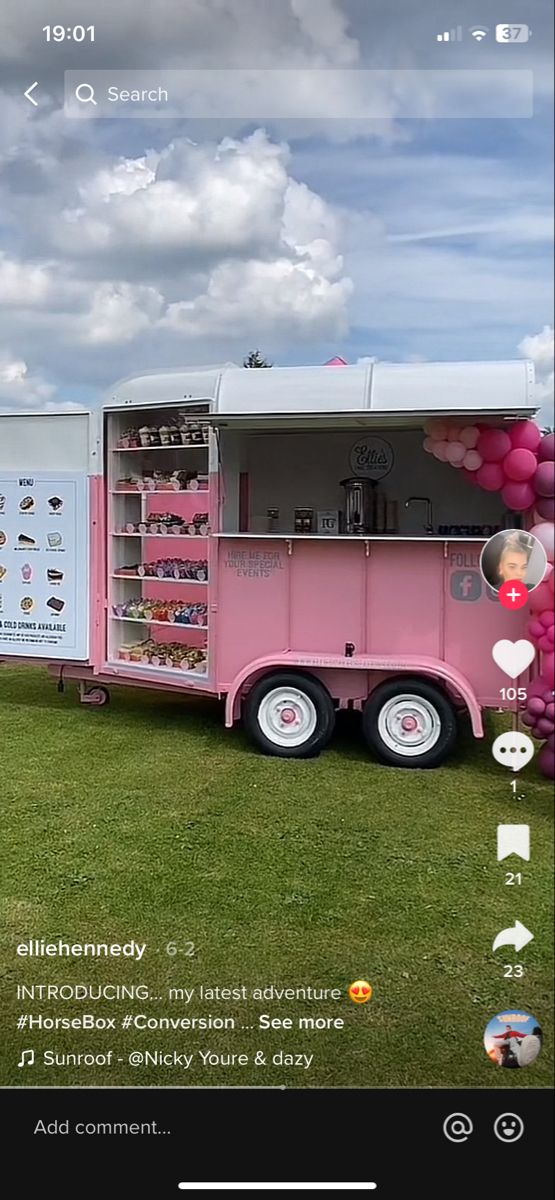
[64,69,533,119]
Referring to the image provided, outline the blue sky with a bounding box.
[0,0,553,415]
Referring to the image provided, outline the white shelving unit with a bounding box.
[106,405,212,679]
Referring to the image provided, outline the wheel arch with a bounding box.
[223,653,483,736]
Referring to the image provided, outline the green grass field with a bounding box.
[1,665,553,1088]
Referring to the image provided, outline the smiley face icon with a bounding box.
[494,1113,524,1143]
[348,979,373,1004]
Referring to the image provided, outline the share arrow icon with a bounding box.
[492,921,534,954]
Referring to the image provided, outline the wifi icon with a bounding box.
[469,26,489,41]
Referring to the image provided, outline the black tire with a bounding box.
[361,676,457,768]
[84,686,110,707]
[243,671,335,758]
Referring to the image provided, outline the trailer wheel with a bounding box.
[81,686,110,707]
[362,677,457,768]
[243,672,335,758]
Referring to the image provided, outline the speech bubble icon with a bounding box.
[497,824,531,861]
[492,731,535,772]
[492,639,536,679]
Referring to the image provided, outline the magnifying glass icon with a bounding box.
[75,83,97,105]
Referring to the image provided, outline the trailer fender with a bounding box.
[224,652,484,737]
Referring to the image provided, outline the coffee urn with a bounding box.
[340,477,376,534]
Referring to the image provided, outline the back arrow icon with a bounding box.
[492,920,534,953]
[24,82,39,106]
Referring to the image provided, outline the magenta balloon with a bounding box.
[536,716,554,738]
[501,480,536,512]
[509,420,542,452]
[475,461,505,491]
[548,626,555,646]
[503,447,538,482]
[538,744,555,778]
[527,619,544,640]
[539,432,555,462]
[477,428,512,463]
[539,634,552,652]
[535,495,555,521]
[539,609,555,628]
[534,460,555,498]
[521,712,535,727]
[528,696,546,716]
[530,521,555,562]
[546,702,555,721]
[529,580,552,612]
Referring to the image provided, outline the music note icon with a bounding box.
[18,1048,35,1068]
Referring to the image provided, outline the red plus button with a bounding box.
[499,580,529,610]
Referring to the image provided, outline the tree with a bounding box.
[243,350,273,368]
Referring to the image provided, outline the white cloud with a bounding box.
[0,351,55,408]
[79,283,166,345]
[163,254,352,337]
[519,325,554,427]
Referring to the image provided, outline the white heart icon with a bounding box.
[492,639,536,680]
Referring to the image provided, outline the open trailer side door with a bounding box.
[0,409,101,665]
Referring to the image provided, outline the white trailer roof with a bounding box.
[105,359,536,420]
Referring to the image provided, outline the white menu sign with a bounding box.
[0,472,89,660]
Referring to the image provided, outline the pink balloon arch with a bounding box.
[423,419,555,778]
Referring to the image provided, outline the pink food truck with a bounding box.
[0,359,540,767]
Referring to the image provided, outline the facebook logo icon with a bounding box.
[450,570,482,601]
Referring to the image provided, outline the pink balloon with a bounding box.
[539,634,552,652]
[539,432,555,462]
[501,480,536,512]
[534,460,555,498]
[503,447,538,482]
[539,608,555,628]
[546,702,555,721]
[445,440,466,464]
[538,744,555,779]
[477,428,512,462]
[432,440,448,462]
[548,626,555,646]
[528,618,545,640]
[528,696,546,716]
[535,496,555,521]
[530,522,555,563]
[423,436,435,453]
[428,421,449,441]
[509,420,541,452]
[447,426,463,441]
[459,426,480,449]
[475,462,505,491]
[529,580,553,612]
[536,717,554,738]
[463,449,482,471]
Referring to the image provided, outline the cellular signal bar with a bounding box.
[437,26,463,42]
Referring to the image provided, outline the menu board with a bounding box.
[0,472,89,660]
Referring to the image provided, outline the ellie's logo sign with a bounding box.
[349,436,393,481]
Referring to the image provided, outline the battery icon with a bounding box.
[495,24,531,42]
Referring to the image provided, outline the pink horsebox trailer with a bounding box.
[0,359,538,767]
